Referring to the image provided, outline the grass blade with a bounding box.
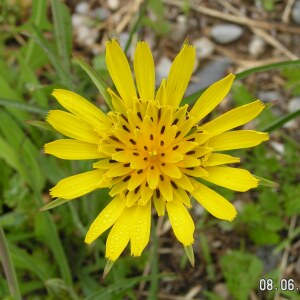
[0,227,22,300]
[74,55,112,109]
[261,108,300,132]
[0,98,48,115]
[40,198,70,211]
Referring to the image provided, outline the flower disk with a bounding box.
[45,40,269,262]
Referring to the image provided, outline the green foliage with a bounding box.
[282,66,300,96]
[221,251,263,300]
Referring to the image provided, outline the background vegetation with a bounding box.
[0,0,299,299]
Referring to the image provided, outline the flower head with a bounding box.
[45,40,268,263]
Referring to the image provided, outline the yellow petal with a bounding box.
[207,130,269,151]
[158,176,173,202]
[52,89,109,126]
[107,88,127,114]
[134,42,155,100]
[159,163,182,179]
[190,74,235,123]
[166,201,194,246]
[192,181,237,221]
[45,139,106,160]
[105,163,132,177]
[155,79,166,105]
[172,174,194,193]
[50,169,106,199]
[204,153,240,167]
[147,166,159,190]
[130,201,151,256]
[204,166,258,191]
[202,100,265,134]
[105,206,136,261]
[85,196,125,244]
[165,44,195,106]
[127,169,147,191]
[47,110,100,144]
[106,40,137,106]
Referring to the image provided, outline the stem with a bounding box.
[0,226,22,300]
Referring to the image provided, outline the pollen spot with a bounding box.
[133,152,139,156]
[150,166,154,170]
[156,189,160,198]
[144,145,148,150]
[175,131,181,138]
[173,145,179,150]
[123,175,131,182]
[115,148,123,151]
[172,118,179,125]
[122,125,130,132]
[123,163,130,167]
[160,126,165,134]
[159,174,164,181]
[161,153,165,157]
[150,134,154,141]
[134,186,140,194]
[187,137,195,142]
[109,159,117,163]
[186,150,196,155]
[171,181,178,189]
[160,140,164,146]
[161,163,166,166]
[137,169,143,174]
[137,112,142,121]
[129,139,136,145]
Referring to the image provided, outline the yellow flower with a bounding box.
[45,40,268,263]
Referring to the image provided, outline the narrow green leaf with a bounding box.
[0,227,22,300]
[30,25,74,89]
[0,98,48,115]
[261,108,300,132]
[26,120,55,132]
[40,198,69,211]
[74,56,112,109]
[103,260,114,278]
[184,245,195,267]
[51,0,72,74]
[254,175,278,188]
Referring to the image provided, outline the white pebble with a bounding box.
[288,97,300,112]
[194,37,215,58]
[75,2,90,15]
[292,0,300,24]
[108,0,120,10]
[155,56,172,84]
[211,24,244,44]
[249,36,266,57]
[72,14,85,28]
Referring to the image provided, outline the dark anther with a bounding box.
[109,159,117,163]
[175,131,181,138]
[143,157,148,161]
[121,114,128,123]
[187,137,195,142]
[137,169,143,174]
[115,148,123,152]
[172,118,179,125]
[123,163,130,167]
[150,117,154,122]
[172,145,179,150]
[134,186,140,194]
[159,174,164,181]
[158,108,161,120]
[129,139,136,145]
[122,125,130,132]
[160,125,165,134]
[150,134,154,140]
[151,166,154,170]
[136,126,140,130]
[186,150,196,155]
[133,152,139,156]
[161,153,165,157]
[171,181,178,189]
[160,140,164,146]
[144,145,148,150]
[110,136,120,142]
[137,111,142,121]
[146,182,149,187]
[125,190,129,196]
[161,163,166,166]
[156,189,160,198]
[187,167,195,170]
[123,175,131,182]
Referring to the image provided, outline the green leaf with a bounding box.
[26,120,55,132]
[0,98,48,115]
[51,0,72,75]
[254,175,278,188]
[221,251,263,300]
[74,55,112,109]
[40,198,70,211]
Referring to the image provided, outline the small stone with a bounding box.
[214,283,230,300]
[257,91,280,102]
[249,36,266,57]
[170,15,188,42]
[155,56,172,85]
[108,0,120,10]
[75,2,90,15]
[211,24,244,44]
[72,14,85,28]
[92,7,110,21]
[194,37,215,59]
[292,0,300,24]
[288,97,300,112]
[270,141,285,155]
